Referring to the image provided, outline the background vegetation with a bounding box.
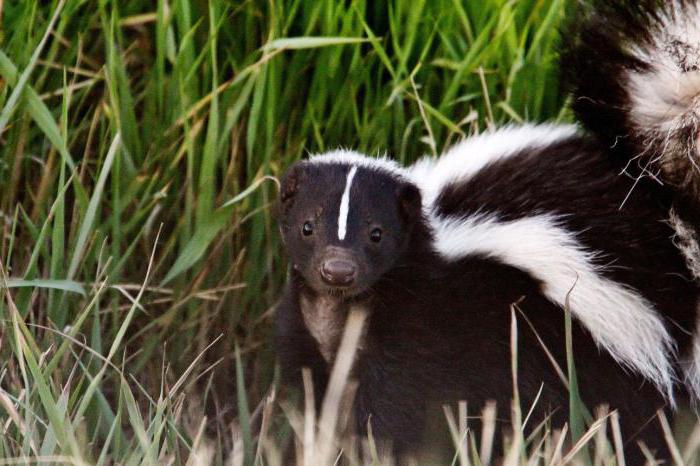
[3,0,682,464]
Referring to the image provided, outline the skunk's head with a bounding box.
[279,152,422,297]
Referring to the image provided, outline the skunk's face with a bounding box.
[279,159,421,297]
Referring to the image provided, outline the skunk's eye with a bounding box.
[302,221,314,236]
[369,228,382,243]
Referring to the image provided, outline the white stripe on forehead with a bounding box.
[337,166,358,240]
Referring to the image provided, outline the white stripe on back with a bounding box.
[408,124,578,209]
[431,213,676,402]
[337,166,358,240]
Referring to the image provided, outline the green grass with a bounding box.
[1,0,695,464]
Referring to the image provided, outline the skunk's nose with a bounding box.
[320,259,357,286]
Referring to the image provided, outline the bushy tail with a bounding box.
[563,0,700,199]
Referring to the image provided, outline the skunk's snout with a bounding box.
[321,258,357,286]
[319,247,358,287]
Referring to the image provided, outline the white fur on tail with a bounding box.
[432,213,676,402]
[682,309,700,403]
[669,207,700,281]
[627,2,700,161]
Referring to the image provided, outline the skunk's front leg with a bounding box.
[275,282,329,407]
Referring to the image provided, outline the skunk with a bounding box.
[275,0,700,461]
[276,136,697,461]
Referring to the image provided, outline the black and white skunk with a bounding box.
[275,0,700,461]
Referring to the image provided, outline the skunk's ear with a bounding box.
[397,182,422,222]
[280,162,308,207]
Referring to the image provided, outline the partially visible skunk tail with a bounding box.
[563,0,700,199]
